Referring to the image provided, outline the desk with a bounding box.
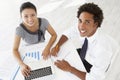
[11,41,85,80]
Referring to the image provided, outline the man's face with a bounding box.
[78,12,98,37]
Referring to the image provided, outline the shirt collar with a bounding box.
[86,29,99,44]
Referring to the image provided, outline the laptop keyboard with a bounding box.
[25,66,52,80]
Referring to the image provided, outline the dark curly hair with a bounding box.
[20,2,37,13]
[77,3,104,27]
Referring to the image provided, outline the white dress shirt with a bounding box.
[63,26,120,80]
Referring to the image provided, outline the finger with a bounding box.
[53,51,58,57]
[21,70,26,77]
[54,62,63,70]
[25,71,30,77]
[43,55,49,60]
[25,66,31,76]
[51,48,57,56]
[54,60,62,66]
[43,56,46,60]
[51,50,55,56]
[56,60,61,62]
[51,49,54,54]
[27,66,31,71]
[24,69,30,76]
[22,70,29,77]
[54,62,60,67]
[42,53,45,59]
[54,61,59,65]
[42,52,44,56]
[52,53,57,57]
[62,59,67,62]
[55,52,58,57]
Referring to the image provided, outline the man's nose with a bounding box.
[79,23,85,29]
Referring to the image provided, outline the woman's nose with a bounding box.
[28,17,33,21]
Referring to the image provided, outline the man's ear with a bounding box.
[95,22,98,27]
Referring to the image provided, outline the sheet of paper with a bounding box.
[12,41,85,80]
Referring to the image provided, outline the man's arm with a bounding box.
[51,35,68,56]
[55,60,86,80]
[56,35,68,48]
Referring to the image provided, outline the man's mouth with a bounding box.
[80,30,86,34]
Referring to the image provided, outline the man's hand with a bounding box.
[54,59,72,72]
[50,45,60,57]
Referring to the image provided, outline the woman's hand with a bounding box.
[42,48,50,60]
[20,63,31,77]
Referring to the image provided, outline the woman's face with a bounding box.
[21,8,37,27]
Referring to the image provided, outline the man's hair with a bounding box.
[20,2,37,13]
[77,3,104,27]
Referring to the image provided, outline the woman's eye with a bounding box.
[24,15,28,18]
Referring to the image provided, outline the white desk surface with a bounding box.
[1,41,85,80]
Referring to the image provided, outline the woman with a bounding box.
[13,2,57,77]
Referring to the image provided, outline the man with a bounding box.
[50,3,119,80]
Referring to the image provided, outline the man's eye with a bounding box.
[31,14,35,17]
[85,21,90,24]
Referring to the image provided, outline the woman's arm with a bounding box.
[42,24,57,59]
[13,35,23,65]
[13,35,31,77]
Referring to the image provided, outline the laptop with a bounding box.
[12,51,55,80]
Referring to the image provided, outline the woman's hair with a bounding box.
[77,3,104,27]
[20,2,37,13]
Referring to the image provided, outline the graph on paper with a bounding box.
[25,51,42,60]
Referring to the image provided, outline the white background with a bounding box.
[0,0,120,79]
